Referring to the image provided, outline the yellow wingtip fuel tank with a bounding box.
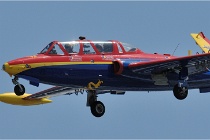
[0,93,52,106]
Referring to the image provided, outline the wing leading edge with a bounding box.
[23,86,80,100]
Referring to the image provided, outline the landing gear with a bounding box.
[87,90,105,117]
[14,84,25,96]
[173,84,188,100]
[173,67,189,100]
[12,76,25,96]
[90,101,105,117]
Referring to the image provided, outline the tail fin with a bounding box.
[191,32,210,53]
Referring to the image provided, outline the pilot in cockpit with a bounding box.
[64,43,74,53]
[95,44,104,52]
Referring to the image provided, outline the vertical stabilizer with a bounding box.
[191,32,210,53]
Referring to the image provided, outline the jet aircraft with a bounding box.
[2,35,210,117]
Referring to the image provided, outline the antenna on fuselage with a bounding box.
[172,43,180,56]
[79,36,86,40]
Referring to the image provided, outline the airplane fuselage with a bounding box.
[3,35,210,117]
[4,52,210,92]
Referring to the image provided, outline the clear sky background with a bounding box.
[1,1,210,139]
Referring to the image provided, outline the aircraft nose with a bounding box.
[2,63,5,71]
[2,61,30,76]
[2,63,8,71]
[2,62,11,76]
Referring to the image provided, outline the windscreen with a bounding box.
[121,42,137,52]
[39,42,53,54]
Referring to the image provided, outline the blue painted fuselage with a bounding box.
[17,63,210,91]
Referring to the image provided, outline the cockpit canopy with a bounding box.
[39,40,143,55]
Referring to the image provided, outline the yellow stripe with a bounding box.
[22,61,113,68]
[6,61,113,76]
[191,33,210,53]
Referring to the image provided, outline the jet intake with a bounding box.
[0,93,52,106]
[113,60,124,75]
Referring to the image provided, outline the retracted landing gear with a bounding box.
[173,84,188,100]
[87,90,105,117]
[12,76,25,96]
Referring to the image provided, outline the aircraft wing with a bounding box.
[0,86,125,106]
[23,87,125,100]
[23,86,82,100]
[128,53,210,76]
[0,87,85,106]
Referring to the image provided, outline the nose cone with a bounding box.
[2,63,12,76]
[2,62,25,76]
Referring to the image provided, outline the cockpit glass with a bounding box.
[121,42,137,52]
[40,42,53,54]
[61,41,80,54]
[94,41,113,53]
[83,42,96,54]
[48,44,64,55]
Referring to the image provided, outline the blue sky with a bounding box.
[1,1,210,139]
